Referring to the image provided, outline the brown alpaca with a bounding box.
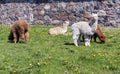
[92,24,106,43]
[8,20,29,43]
[82,24,106,43]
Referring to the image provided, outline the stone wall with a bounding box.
[0,0,120,27]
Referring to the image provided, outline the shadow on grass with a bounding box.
[64,42,74,46]
[7,40,14,43]
[95,41,106,44]
[7,40,28,44]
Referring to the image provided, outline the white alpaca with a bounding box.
[48,21,70,35]
[71,13,98,46]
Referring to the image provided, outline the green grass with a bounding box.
[0,25,120,74]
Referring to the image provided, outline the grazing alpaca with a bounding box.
[48,21,70,35]
[92,24,106,43]
[82,24,106,43]
[71,13,98,46]
[8,20,29,43]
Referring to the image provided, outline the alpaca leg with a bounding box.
[25,32,29,42]
[19,30,25,43]
[73,34,80,46]
[87,35,91,46]
[8,31,14,42]
[13,32,17,43]
[84,35,91,46]
[72,28,80,46]
[81,35,84,42]
[19,34,25,43]
[91,35,93,42]
[94,33,97,42]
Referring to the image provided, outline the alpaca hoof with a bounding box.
[85,42,90,46]
[75,44,79,47]
[87,44,90,46]
[85,45,90,47]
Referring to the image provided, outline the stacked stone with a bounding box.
[97,0,120,27]
[0,3,33,24]
[0,0,120,27]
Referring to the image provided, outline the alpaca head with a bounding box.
[96,24,106,43]
[63,21,70,27]
[89,13,98,26]
[99,35,106,43]
[91,13,98,20]
[96,29,106,43]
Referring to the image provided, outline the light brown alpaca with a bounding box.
[92,24,106,43]
[48,21,70,35]
[8,20,29,43]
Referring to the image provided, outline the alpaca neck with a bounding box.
[62,24,68,32]
[91,19,98,32]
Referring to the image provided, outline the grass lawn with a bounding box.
[0,25,120,74]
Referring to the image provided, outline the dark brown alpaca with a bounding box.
[92,24,106,43]
[8,20,29,43]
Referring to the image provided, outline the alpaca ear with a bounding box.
[89,17,96,26]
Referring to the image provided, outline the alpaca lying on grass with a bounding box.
[92,24,106,43]
[48,21,70,35]
[8,20,29,43]
[71,13,98,46]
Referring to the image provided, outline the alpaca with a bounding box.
[48,21,70,35]
[82,24,106,43]
[71,13,98,46]
[92,24,106,43]
[8,20,29,43]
